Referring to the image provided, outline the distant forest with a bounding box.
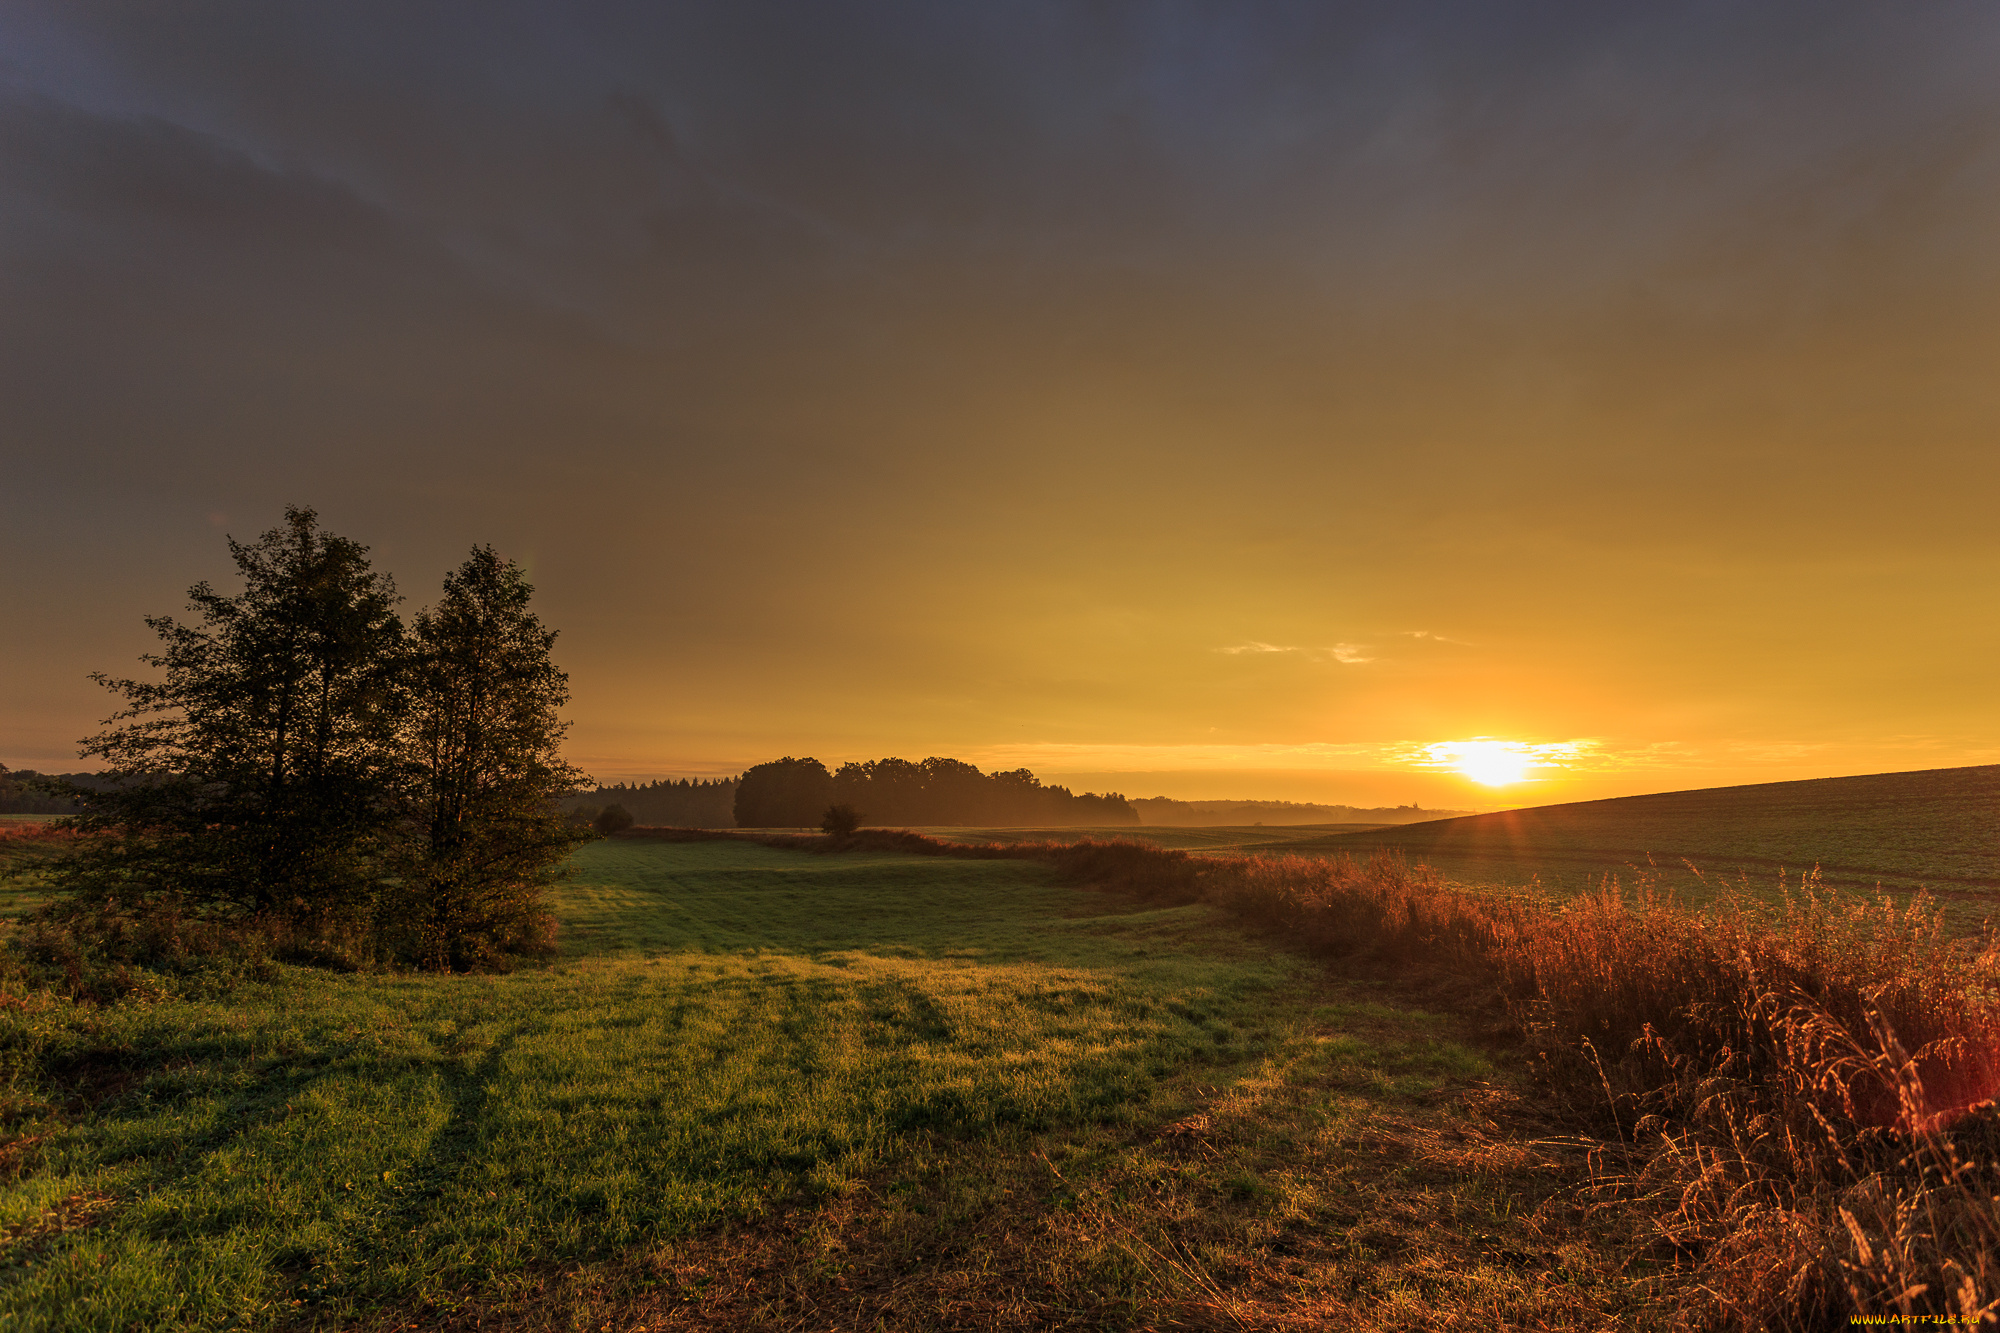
[564,778,737,828]
[737,757,1137,828]
[565,764,1472,829]
[569,758,1139,829]
[0,767,112,814]
[15,761,1466,831]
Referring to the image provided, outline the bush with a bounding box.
[820,803,862,838]
[594,804,634,835]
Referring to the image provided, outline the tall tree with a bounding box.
[64,507,405,919]
[388,547,590,969]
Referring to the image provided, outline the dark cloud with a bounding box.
[5,1,2000,790]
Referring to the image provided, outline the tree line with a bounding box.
[565,778,736,830]
[732,756,1137,828]
[48,508,588,970]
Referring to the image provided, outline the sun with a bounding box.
[1433,739,1534,786]
[1410,737,1593,788]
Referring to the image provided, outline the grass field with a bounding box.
[0,824,69,920]
[1286,766,2000,927]
[954,767,2000,932]
[0,836,1653,1330]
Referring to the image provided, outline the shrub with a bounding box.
[4,894,286,1003]
[594,804,635,835]
[820,803,862,838]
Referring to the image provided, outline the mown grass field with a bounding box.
[0,836,1654,1331]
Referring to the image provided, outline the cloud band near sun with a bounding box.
[1217,642,1374,663]
[1397,738,1602,786]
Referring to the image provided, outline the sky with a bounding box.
[5,1,1999,810]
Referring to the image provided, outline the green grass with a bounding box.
[0,837,1671,1329]
[0,831,64,920]
[0,838,1642,1330]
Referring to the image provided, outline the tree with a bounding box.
[62,507,405,922]
[823,755,1140,827]
[821,803,861,837]
[386,547,591,970]
[919,757,987,822]
[831,757,923,824]
[594,803,634,835]
[733,758,832,827]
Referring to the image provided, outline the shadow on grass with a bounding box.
[0,837,1524,1332]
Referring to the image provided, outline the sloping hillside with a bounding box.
[1290,765,2000,908]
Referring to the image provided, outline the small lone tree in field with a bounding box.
[60,507,405,924]
[385,547,591,970]
[594,803,634,835]
[821,803,862,838]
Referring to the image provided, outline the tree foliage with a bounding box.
[563,778,735,828]
[386,547,592,969]
[65,507,405,922]
[732,758,833,827]
[827,757,1136,827]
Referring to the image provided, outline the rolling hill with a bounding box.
[1279,765,2000,912]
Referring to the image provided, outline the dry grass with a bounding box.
[631,827,2000,1328]
[0,823,84,848]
